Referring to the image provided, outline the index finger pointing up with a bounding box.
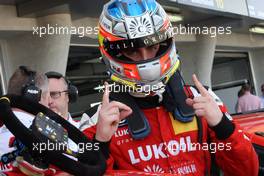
[102,82,110,106]
[192,74,209,97]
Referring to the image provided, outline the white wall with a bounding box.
[0,13,72,83]
[176,35,216,87]
[0,5,73,84]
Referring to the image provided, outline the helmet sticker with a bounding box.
[109,60,124,75]
[104,29,172,51]
[152,14,164,30]
[125,12,154,39]
[100,15,112,33]
[113,22,127,38]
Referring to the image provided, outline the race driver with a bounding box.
[81,0,259,175]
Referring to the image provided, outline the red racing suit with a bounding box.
[83,88,259,176]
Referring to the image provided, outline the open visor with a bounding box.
[103,29,173,51]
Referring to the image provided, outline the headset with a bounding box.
[20,66,42,102]
[45,71,78,103]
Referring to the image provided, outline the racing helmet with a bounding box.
[98,0,180,94]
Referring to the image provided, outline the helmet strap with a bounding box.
[162,71,195,122]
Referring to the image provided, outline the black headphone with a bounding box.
[20,66,42,102]
[45,71,78,103]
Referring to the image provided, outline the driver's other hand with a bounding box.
[95,82,132,142]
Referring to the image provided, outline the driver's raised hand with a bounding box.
[95,82,132,142]
[186,74,223,127]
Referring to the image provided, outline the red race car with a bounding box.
[233,110,264,175]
